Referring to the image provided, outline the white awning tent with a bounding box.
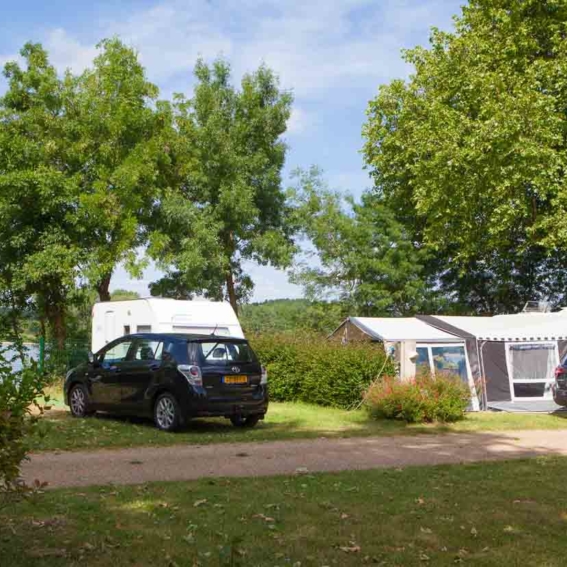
[330,316,480,411]
[332,311,567,411]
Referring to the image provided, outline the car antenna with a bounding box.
[211,324,219,336]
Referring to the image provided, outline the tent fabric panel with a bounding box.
[416,314,476,339]
[350,317,460,342]
[482,342,511,402]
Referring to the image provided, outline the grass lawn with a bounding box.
[29,386,567,452]
[2,457,567,566]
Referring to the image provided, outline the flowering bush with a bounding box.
[364,372,471,423]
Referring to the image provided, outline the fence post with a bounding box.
[39,336,45,374]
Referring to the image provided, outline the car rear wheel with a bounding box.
[154,393,181,432]
[230,414,261,428]
[69,384,94,418]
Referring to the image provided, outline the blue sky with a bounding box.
[0,0,463,301]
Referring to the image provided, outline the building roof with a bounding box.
[431,311,567,341]
[349,317,462,343]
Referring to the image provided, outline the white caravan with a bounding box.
[91,298,244,353]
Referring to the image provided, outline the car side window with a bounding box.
[100,340,133,365]
[131,340,163,361]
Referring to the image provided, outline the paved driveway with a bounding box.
[22,429,567,489]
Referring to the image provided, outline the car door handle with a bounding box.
[89,375,102,382]
[149,363,160,371]
[109,366,121,373]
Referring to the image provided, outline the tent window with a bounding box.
[507,343,557,400]
[431,346,468,381]
[416,347,430,374]
[508,344,556,381]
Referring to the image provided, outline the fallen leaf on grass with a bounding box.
[252,513,275,523]
[420,527,433,534]
[470,527,478,538]
[193,499,208,507]
[503,526,516,533]
[340,513,350,520]
[339,542,361,553]
[415,497,425,505]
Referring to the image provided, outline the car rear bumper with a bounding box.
[180,386,269,419]
[552,384,567,407]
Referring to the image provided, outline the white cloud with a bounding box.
[44,29,98,73]
[287,107,312,135]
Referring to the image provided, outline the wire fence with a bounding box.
[3,339,90,375]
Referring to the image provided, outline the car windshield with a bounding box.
[198,341,255,364]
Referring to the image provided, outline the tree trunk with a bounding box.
[97,272,112,302]
[225,270,238,315]
[48,304,66,351]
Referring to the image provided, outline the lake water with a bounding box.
[2,343,40,372]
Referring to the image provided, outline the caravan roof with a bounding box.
[350,317,461,343]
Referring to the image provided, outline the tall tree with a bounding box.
[149,59,294,313]
[0,43,81,346]
[290,169,430,316]
[363,0,567,313]
[67,38,168,302]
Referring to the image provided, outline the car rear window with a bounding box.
[197,341,256,365]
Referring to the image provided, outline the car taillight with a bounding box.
[555,366,567,379]
[261,365,268,385]
[178,365,203,387]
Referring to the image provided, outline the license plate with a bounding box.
[223,375,248,384]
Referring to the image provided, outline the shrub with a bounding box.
[364,373,471,423]
[250,334,394,409]
[0,345,48,506]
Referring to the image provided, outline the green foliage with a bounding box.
[66,38,168,301]
[0,43,82,343]
[149,59,295,312]
[0,346,47,504]
[240,299,345,335]
[251,334,394,408]
[110,289,141,302]
[290,168,431,316]
[365,374,471,423]
[363,0,567,313]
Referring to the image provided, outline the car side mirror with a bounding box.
[88,351,95,364]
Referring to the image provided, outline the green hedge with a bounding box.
[250,334,394,409]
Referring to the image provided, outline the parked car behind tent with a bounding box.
[92,298,244,353]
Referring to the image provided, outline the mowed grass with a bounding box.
[3,457,567,566]
[30,390,567,452]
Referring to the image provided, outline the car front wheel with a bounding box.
[230,414,261,428]
[154,393,181,432]
[69,384,94,418]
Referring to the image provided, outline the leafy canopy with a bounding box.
[290,168,429,316]
[363,0,567,313]
[149,59,294,312]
